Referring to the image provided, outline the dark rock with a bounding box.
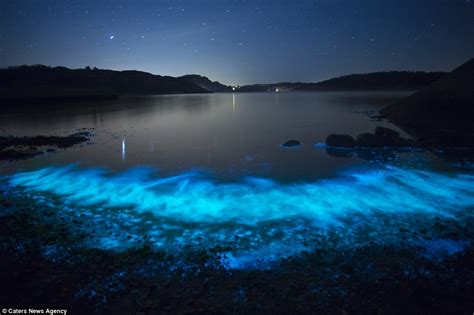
[374,126,400,145]
[325,146,354,158]
[355,133,385,148]
[325,134,355,148]
[281,139,301,148]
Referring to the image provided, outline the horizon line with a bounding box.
[0,63,450,87]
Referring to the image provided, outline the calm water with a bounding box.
[3,91,474,268]
[1,91,414,180]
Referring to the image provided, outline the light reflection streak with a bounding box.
[121,136,126,161]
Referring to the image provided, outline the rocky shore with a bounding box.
[326,126,474,150]
[1,182,474,314]
[1,126,473,313]
[323,126,474,167]
[0,131,93,161]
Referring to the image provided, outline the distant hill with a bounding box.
[0,65,208,103]
[179,74,232,92]
[236,71,446,92]
[0,65,452,105]
[381,58,474,131]
[295,71,446,91]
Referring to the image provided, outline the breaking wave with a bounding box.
[8,164,474,268]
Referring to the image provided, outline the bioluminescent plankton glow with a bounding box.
[7,164,474,268]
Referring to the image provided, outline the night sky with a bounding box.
[1,0,473,85]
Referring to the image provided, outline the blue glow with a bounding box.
[7,165,474,268]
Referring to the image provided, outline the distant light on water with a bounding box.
[7,164,474,268]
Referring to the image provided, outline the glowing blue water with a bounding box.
[7,164,474,268]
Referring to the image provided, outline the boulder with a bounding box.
[281,139,301,148]
[374,126,400,145]
[325,134,355,148]
[355,133,385,148]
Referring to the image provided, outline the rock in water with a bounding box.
[281,139,301,148]
[374,126,400,145]
[355,133,385,148]
[325,134,355,148]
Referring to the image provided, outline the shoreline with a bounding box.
[1,186,473,313]
[1,127,473,313]
[0,131,93,161]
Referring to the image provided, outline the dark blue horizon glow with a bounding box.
[1,0,473,85]
[8,164,474,268]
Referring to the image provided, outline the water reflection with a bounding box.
[0,92,413,180]
[121,136,126,161]
[232,93,235,112]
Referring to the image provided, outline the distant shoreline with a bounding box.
[0,94,119,104]
[0,65,445,100]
